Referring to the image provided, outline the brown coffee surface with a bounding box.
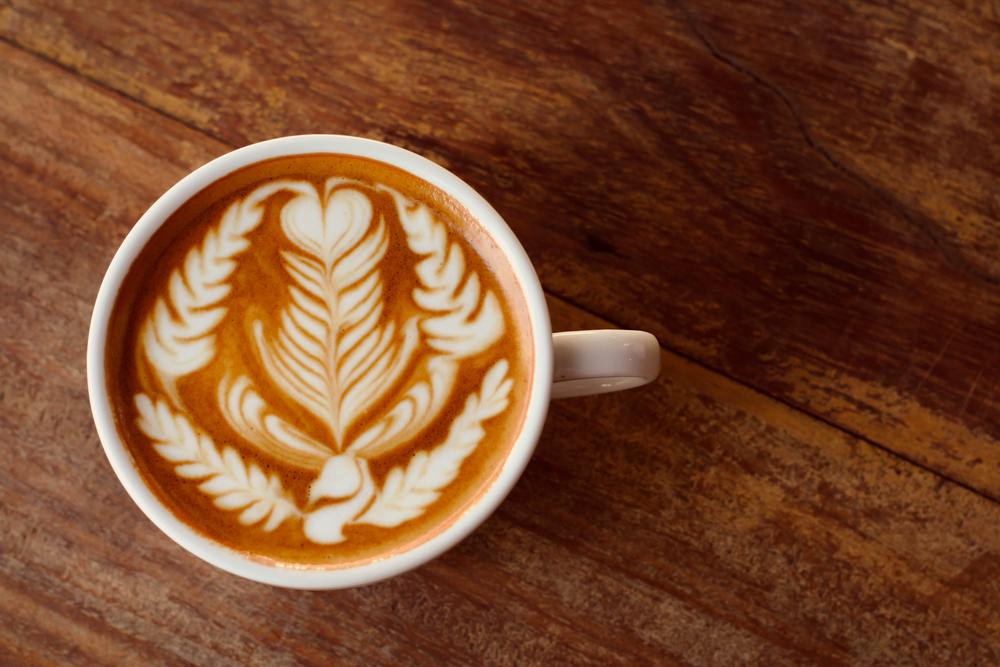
[105,154,533,567]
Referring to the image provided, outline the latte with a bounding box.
[104,154,533,567]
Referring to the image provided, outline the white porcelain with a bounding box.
[87,135,660,589]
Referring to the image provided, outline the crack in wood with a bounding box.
[675,1,1000,288]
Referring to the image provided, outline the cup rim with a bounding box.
[87,135,553,589]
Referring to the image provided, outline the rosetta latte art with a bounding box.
[134,179,512,544]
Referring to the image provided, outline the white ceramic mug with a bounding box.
[87,135,660,589]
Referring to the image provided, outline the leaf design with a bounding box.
[254,186,420,449]
[135,394,301,531]
[354,359,512,527]
[136,178,516,545]
[141,180,311,404]
[388,188,505,356]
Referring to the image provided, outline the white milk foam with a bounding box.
[135,179,512,544]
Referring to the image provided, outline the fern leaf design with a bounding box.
[141,180,310,404]
[255,186,419,449]
[386,188,505,358]
[135,393,301,531]
[353,359,512,528]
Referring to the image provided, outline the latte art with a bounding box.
[107,155,532,565]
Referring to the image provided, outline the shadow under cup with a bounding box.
[88,135,554,589]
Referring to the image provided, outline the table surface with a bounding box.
[3,1,1000,665]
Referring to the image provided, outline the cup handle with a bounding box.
[551,330,661,399]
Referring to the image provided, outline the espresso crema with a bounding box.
[105,154,533,566]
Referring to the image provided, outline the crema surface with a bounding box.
[105,154,533,566]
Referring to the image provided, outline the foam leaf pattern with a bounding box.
[141,180,311,404]
[135,394,301,531]
[255,186,420,449]
[354,359,513,527]
[387,187,505,358]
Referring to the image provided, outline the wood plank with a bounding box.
[2,39,1000,665]
[675,0,1000,499]
[2,0,998,499]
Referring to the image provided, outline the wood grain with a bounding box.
[3,0,999,501]
[2,1,1000,665]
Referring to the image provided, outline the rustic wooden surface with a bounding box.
[2,0,1000,664]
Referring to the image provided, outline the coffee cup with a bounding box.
[87,135,659,589]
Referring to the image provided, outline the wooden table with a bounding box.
[3,1,1000,664]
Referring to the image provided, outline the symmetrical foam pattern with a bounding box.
[134,179,511,545]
